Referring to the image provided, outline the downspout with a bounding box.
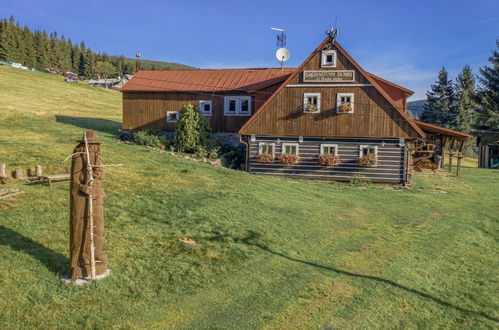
[239,135,250,172]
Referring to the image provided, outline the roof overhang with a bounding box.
[414,121,473,140]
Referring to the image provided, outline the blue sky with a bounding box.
[2,0,498,99]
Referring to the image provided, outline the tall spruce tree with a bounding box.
[455,65,478,134]
[420,68,456,127]
[477,43,499,143]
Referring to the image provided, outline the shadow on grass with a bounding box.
[203,231,498,323]
[0,225,68,275]
[55,115,121,135]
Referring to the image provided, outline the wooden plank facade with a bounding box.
[121,34,470,183]
[248,137,407,183]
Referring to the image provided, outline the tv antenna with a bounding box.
[326,16,339,48]
[271,27,290,69]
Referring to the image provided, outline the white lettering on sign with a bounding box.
[303,70,355,82]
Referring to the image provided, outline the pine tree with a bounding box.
[23,26,36,68]
[175,104,202,152]
[477,43,499,143]
[455,65,478,134]
[83,48,95,78]
[0,18,16,61]
[34,30,48,69]
[420,68,456,127]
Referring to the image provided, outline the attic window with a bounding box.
[321,50,337,68]
[303,93,321,113]
[199,100,212,116]
[336,93,354,114]
[224,96,252,116]
[166,111,179,122]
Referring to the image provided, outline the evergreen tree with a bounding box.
[23,26,36,68]
[83,48,95,78]
[0,18,16,61]
[477,43,499,143]
[420,68,456,127]
[34,30,48,69]
[175,104,202,152]
[455,65,478,134]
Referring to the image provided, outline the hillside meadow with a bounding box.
[0,66,498,329]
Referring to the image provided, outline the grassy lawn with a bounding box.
[0,66,498,329]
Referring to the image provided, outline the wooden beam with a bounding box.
[456,140,465,177]
[448,138,456,173]
[440,135,446,168]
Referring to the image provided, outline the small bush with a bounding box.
[134,130,170,150]
[350,174,371,185]
[220,146,246,169]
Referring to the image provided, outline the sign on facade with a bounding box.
[303,70,355,82]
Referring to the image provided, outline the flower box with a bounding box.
[278,153,300,165]
[305,103,319,113]
[318,154,342,167]
[256,153,274,163]
[357,153,378,167]
[338,102,353,113]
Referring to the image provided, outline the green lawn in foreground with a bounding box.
[0,66,498,329]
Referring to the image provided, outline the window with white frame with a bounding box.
[320,144,339,156]
[321,50,337,67]
[224,96,252,116]
[282,143,299,155]
[359,145,378,157]
[303,93,321,113]
[336,93,354,114]
[166,111,179,122]
[199,100,212,116]
[258,142,275,155]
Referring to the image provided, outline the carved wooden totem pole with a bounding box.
[69,131,109,281]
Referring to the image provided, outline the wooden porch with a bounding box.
[414,121,474,176]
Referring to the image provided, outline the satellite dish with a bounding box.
[275,48,290,62]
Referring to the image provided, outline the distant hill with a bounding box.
[407,99,426,119]
[123,58,195,71]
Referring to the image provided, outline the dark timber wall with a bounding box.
[248,136,407,183]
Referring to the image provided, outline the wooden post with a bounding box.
[456,140,464,177]
[35,165,43,177]
[440,135,446,168]
[0,164,6,178]
[448,138,455,173]
[13,169,23,179]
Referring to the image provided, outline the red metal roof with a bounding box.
[121,68,296,92]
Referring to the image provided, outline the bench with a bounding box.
[41,174,71,187]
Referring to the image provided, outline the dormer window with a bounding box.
[199,100,212,116]
[303,93,321,113]
[321,50,337,68]
[336,93,354,114]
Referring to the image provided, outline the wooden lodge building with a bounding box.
[122,34,472,183]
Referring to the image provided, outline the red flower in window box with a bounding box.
[278,153,300,165]
[318,154,342,167]
[357,153,378,167]
[256,153,274,163]
[305,103,319,113]
[338,102,353,113]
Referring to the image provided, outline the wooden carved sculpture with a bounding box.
[69,131,109,281]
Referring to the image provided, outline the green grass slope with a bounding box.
[0,66,498,329]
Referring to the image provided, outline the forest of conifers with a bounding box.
[0,16,193,78]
